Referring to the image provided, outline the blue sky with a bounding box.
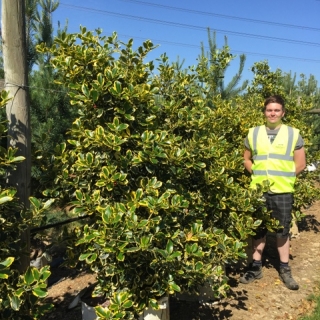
[52,0,320,84]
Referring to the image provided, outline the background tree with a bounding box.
[25,0,40,71]
[33,0,59,67]
[25,0,76,194]
[280,71,320,156]
[281,71,297,97]
[296,74,320,155]
[198,29,248,100]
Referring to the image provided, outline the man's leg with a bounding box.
[253,236,266,261]
[239,236,266,284]
[268,193,299,290]
[277,236,290,263]
[277,236,299,290]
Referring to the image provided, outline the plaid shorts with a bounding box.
[253,192,293,239]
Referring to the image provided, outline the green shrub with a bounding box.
[37,28,280,319]
[0,90,53,319]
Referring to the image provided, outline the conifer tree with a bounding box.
[198,29,248,100]
[28,0,76,194]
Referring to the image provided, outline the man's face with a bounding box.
[264,102,285,127]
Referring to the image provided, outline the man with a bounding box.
[240,95,306,290]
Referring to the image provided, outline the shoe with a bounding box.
[239,265,263,284]
[279,266,299,290]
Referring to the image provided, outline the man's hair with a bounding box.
[263,95,285,112]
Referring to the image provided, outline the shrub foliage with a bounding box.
[37,28,319,319]
[0,90,53,319]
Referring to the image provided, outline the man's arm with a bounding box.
[294,147,306,175]
[243,148,253,174]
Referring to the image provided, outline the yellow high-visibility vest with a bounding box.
[247,124,299,193]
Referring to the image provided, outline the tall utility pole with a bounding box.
[2,0,31,272]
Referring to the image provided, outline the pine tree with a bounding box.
[198,29,248,100]
[25,0,40,71]
[26,0,76,193]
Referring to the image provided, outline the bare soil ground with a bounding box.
[42,201,320,320]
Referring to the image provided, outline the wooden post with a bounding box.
[2,0,31,272]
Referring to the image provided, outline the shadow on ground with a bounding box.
[298,214,320,233]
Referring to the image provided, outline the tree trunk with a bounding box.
[2,0,31,272]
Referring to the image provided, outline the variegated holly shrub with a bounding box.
[0,90,53,319]
[37,28,318,319]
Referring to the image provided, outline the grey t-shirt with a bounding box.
[244,127,304,150]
